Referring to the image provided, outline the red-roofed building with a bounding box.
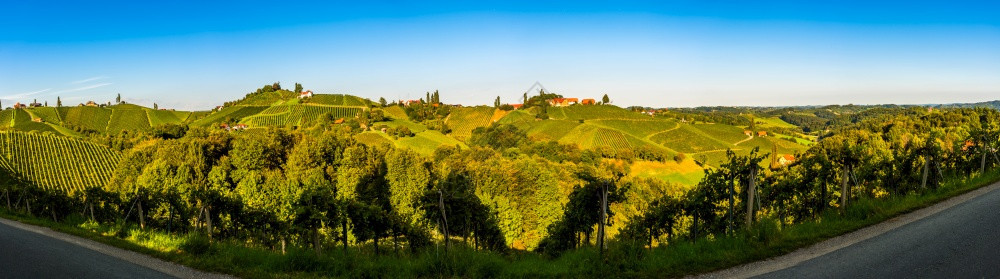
[581,99,596,105]
[778,154,795,165]
[511,104,523,110]
[233,124,248,130]
[548,98,579,107]
[13,102,26,109]
[299,90,314,99]
[757,131,768,137]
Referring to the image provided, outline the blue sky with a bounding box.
[2,1,999,110]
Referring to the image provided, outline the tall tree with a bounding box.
[601,94,610,104]
[294,83,303,93]
[494,96,501,108]
[379,97,387,107]
[433,90,440,104]
[153,103,158,110]
[116,94,121,104]
[56,97,61,107]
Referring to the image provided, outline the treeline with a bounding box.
[614,107,1000,249]
[1,118,679,255]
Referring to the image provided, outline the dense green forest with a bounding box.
[2,86,1000,277]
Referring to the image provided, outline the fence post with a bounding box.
[841,166,849,210]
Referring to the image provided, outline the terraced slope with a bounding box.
[383,106,409,120]
[25,107,63,124]
[59,106,112,132]
[0,110,14,126]
[11,109,63,135]
[650,125,733,153]
[107,109,151,134]
[146,109,184,127]
[242,105,364,127]
[0,131,121,192]
[445,107,495,139]
[395,130,466,155]
[548,105,650,120]
[190,106,269,127]
[232,90,298,106]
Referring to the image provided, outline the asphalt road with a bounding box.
[0,220,174,279]
[756,185,1000,279]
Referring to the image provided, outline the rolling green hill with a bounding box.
[0,131,121,192]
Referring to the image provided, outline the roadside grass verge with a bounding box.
[1,169,998,278]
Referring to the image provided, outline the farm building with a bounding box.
[30,102,42,107]
[85,101,98,107]
[548,98,579,107]
[744,130,753,136]
[581,99,596,105]
[778,154,795,166]
[233,124,248,130]
[404,100,422,106]
[757,131,768,137]
[13,102,26,109]
[511,104,523,110]
[299,90,314,99]
[334,118,345,124]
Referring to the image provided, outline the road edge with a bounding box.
[0,217,233,279]
[696,179,1000,279]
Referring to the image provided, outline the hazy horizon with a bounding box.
[2,1,998,110]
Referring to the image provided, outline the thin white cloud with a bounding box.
[52,83,113,95]
[71,76,108,84]
[0,88,51,99]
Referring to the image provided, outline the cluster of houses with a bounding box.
[499,97,599,110]
[10,102,43,109]
[744,130,768,137]
[219,123,248,131]
[546,98,597,107]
